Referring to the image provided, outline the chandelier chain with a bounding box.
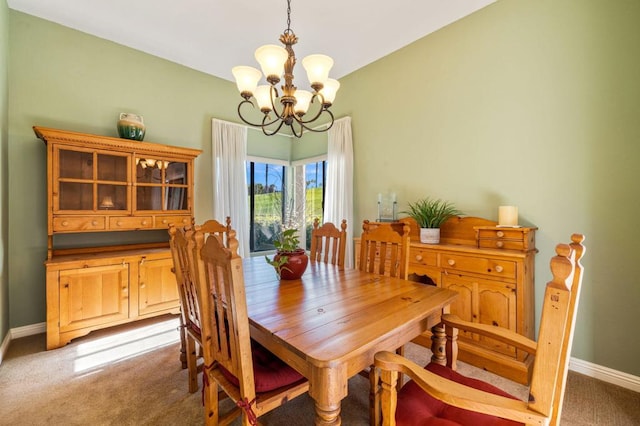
[286,0,292,33]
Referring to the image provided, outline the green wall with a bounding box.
[6,0,640,378]
[6,10,242,329]
[332,0,640,376]
[0,0,9,346]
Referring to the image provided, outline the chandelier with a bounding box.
[231,0,340,138]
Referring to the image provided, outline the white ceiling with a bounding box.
[7,0,495,82]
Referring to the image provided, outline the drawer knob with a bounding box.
[116,221,123,226]
[91,220,98,226]
[497,231,505,238]
[141,220,148,225]
[496,241,504,248]
[447,259,456,266]
[181,218,188,224]
[495,265,504,273]
[62,221,69,226]
[162,219,168,224]
[415,254,423,261]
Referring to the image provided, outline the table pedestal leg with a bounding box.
[430,323,446,365]
[309,365,347,426]
[314,402,342,426]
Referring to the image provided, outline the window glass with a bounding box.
[246,162,285,252]
[246,159,326,253]
[304,161,326,249]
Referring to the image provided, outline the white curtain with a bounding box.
[211,119,250,258]
[324,117,354,268]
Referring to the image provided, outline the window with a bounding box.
[246,157,326,254]
[246,161,286,252]
[303,160,326,250]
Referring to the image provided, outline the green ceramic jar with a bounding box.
[117,113,146,141]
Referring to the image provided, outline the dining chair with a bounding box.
[359,220,410,279]
[358,220,411,418]
[168,217,231,393]
[373,234,586,426]
[309,218,347,269]
[192,227,309,426]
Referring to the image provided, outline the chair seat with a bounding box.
[395,363,523,426]
[220,342,305,393]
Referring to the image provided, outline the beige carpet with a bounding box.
[1,315,638,425]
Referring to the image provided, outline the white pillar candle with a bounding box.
[498,206,518,227]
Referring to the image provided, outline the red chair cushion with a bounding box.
[220,341,305,393]
[395,362,523,426]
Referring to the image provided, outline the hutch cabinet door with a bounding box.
[54,146,130,214]
[137,256,179,316]
[441,273,517,356]
[58,264,129,332]
[477,279,517,356]
[135,158,190,212]
[441,274,475,341]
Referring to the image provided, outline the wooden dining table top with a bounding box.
[242,256,459,425]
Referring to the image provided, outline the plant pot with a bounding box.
[275,249,309,280]
[420,228,440,244]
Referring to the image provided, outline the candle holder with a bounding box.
[377,193,397,222]
[497,205,519,227]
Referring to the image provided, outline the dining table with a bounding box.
[242,256,459,426]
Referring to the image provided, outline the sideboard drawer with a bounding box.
[109,216,154,230]
[409,248,438,267]
[440,253,517,280]
[53,216,106,232]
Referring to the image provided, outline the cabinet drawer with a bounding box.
[155,215,191,229]
[409,248,438,267]
[475,227,536,251]
[109,216,154,230]
[478,239,529,250]
[441,253,516,280]
[53,216,106,232]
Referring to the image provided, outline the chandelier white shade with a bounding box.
[231,0,339,137]
[302,54,334,86]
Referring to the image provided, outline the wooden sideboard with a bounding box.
[35,127,202,349]
[355,217,537,384]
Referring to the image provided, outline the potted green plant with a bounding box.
[266,228,309,280]
[403,197,463,244]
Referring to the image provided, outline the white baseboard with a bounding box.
[570,357,640,393]
[1,322,639,393]
[0,322,45,365]
[0,331,10,364]
[10,321,46,339]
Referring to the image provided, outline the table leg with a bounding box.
[314,402,342,426]
[430,322,446,365]
[309,364,348,426]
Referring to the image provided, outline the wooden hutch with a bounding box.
[355,216,537,384]
[35,127,202,350]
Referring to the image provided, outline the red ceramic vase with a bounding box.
[275,249,309,280]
